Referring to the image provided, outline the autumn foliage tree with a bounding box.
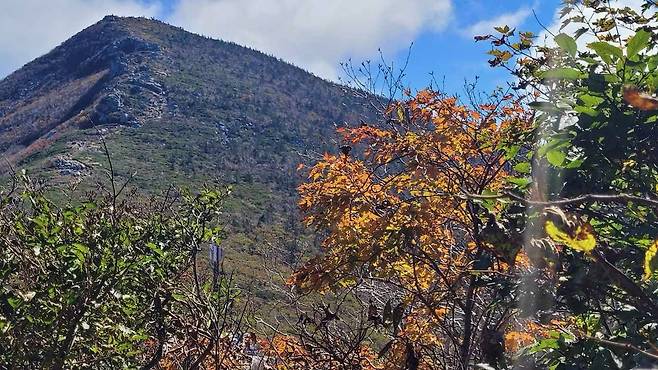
[291,89,535,368]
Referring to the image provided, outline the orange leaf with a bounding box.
[623,86,658,111]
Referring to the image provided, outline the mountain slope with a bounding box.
[0,16,375,295]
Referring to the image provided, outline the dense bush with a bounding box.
[0,165,242,368]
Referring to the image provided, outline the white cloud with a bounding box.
[462,5,533,38]
[0,0,160,78]
[0,0,455,82]
[168,0,453,81]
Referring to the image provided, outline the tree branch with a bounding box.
[585,335,658,362]
[465,191,658,209]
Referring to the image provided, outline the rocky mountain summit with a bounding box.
[0,15,372,168]
[0,18,160,155]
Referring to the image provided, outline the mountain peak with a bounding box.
[99,14,137,23]
[0,16,171,156]
[92,15,175,37]
[0,16,371,174]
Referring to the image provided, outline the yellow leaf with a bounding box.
[397,106,405,122]
[644,240,658,281]
[545,220,596,252]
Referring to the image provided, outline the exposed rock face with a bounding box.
[93,91,130,125]
[80,35,161,77]
[51,156,87,176]
[85,35,167,127]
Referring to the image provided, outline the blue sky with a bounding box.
[0,0,565,94]
[393,0,561,93]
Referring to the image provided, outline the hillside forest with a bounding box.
[2,1,658,369]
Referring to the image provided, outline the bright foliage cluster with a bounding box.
[293,91,531,291]
[291,90,536,367]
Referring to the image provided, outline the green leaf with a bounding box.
[507,177,532,188]
[513,162,532,174]
[478,189,499,212]
[171,293,186,302]
[627,29,651,59]
[147,242,164,257]
[564,158,584,169]
[538,136,572,157]
[7,296,22,309]
[71,243,89,264]
[546,149,566,166]
[503,145,520,160]
[588,42,623,64]
[574,105,598,117]
[578,94,605,107]
[533,338,560,352]
[539,68,584,80]
[555,33,577,57]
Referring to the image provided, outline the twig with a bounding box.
[465,191,658,209]
[533,9,555,38]
[585,335,658,361]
